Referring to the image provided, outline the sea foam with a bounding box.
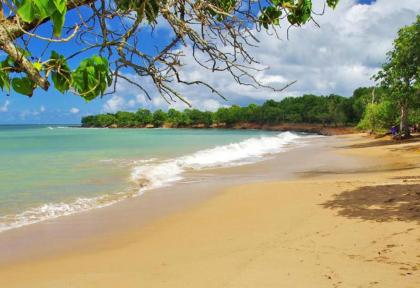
[0,131,308,233]
[131,131,303,191]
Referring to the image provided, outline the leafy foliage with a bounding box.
[259,6,282,28]
[152,109,168,126]
[208,0,237,21]
[0,63,10,92]
[11,77,35,96]
[327,0,339,9]
[82,83,419,131]
[115,0,161,23]
[71,56,112,101]
[16,0,67,37]
[82,91,368,128]
[374,16,420,137]
[409,108,420,125]
[357,101,398,133]
[287,0,312,25]
[0,0,341,101]
[49,51,71,93]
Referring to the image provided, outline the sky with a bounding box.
[0,0,419,124]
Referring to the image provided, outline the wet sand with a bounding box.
[0,134,419,287]
[0,135,347,264]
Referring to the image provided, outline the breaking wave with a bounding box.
[0,131,310,233]
[130,131,305,191]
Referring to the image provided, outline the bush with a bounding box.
[357,101,398,132]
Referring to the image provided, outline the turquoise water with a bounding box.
[0,125,294,231]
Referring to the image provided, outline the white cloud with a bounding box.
[20,106,47,119]
[106,0,420,110]
[198,99,227,111]
[102,95,127,113]
[180,0,419,99]
[0,100,9,112]
[244,0,420,98]
[69,107,80,114]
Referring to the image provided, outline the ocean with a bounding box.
[0,125,313,232]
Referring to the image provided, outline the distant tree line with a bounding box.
[82,91,374,128]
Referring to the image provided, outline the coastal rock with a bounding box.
[210,123,226,128]
[162,123,173,128]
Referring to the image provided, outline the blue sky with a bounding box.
[0,0,419,124]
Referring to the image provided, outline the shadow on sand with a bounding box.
[345,134,420,149]
[321,183,420,223]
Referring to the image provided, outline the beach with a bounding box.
[0,133,419,287]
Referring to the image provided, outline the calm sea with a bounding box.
[0,125,309,232]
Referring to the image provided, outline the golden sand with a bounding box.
[0,134,419,287]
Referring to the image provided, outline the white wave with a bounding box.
[0,190,137,233]
[0,131,309,233]
[131,131,304,191]
[47,126,70,130]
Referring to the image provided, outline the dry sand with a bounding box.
[0,134,419,287]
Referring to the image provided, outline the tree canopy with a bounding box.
[81,91,364,128]
[0,0,339,103]
[374,16,420,137]
[82,83,420,132]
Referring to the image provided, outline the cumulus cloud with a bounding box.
[102,95,127,113]
[70,107,80,114]
[246,0,420,97]
[176,0,419,99]
[106,0,420,111]
[0,100,9,112]
[102,85,229,113]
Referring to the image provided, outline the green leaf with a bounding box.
[207,0,236,21]
[52,71,70,93]
[12,77,35,96]
[33,0,56,18]
[116,0,161,23]
[145,0,160,23]
[71,55,111,101]
[53,0,67,14]
[287,0,312,25]
[3,57,15,67]
[50,51,71,93]
[17,0,36,22]
[0,63,10,92]
[51,8,66,37]
[259,6,282,28]
[327,0,339,9]
[17,0,67,36]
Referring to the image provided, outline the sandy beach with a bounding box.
[0,134,419,287]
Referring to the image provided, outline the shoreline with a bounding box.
[1,134,419,287]
[0,134,344,265]
[82,123,357,136]
[0,130,312,238]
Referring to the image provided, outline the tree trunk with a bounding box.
[400,104,410,138]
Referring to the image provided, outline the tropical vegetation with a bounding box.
[82,89,373,128]
[82,79,420,132]
[372,16,420,137]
